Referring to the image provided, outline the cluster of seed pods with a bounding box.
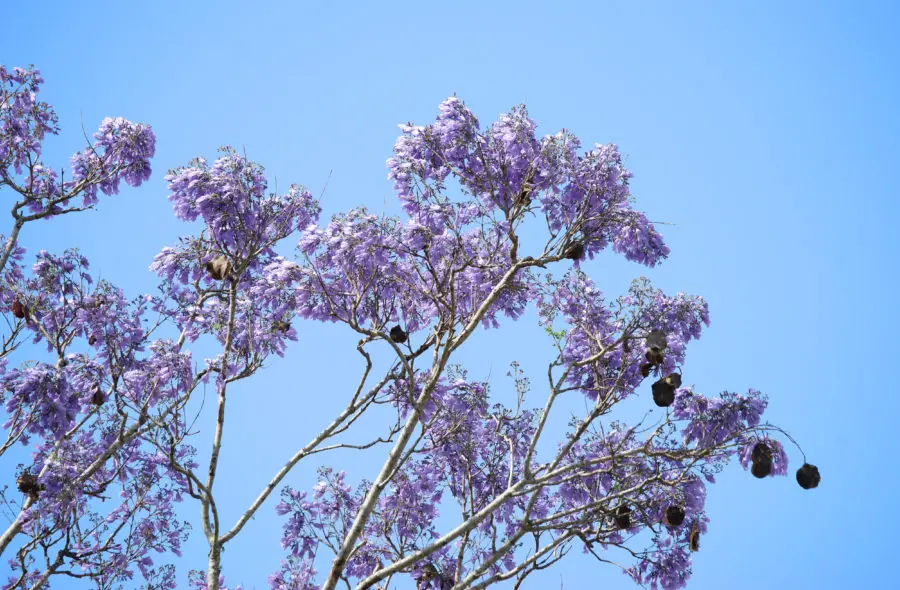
[640,329,821,491]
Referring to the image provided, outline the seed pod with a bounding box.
[389,325,408,344]
[88,334,97,346]
[516,183,533,207]
[564,243,585,260]
[272,320,291,333]
[796,463,821,490]
[689,525,700,552]
[91,386,105,406]
[664,373,682,388]
[12,299,25,319]
[645,349,664,366]
[614,504,632,529]
[205,255,231,281]
[645,329,667,353]
[418,563,438,581]
[651,378,676,407]
[752,442,772,464]
[639,363,653,378]
[664,505,685,527]
[16,471,42,498]
[751,456,773,478]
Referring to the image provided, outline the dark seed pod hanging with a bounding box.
[689,525,701,552]
[752,442,772,464]
[88,334,97,346]
[796,463,821,490]
[91,385,105,406]
[16,471,42,499]
[645,349,665,366]
[515,183,533,208]
[664,373,682,388]
[272,320,291,333]
[664,505,685,527]
[639,363,653,378]
[12,299,25,319]
[645,329,667,354]
[614,504,632,529]
[751,457,773,478]
[389,325,408,344]
[205,255,231,281]
[651,378,676,407]
[564,243,585,260]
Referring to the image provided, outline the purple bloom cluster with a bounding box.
[0,66,58,176]
[69,116,156,206]
[388,97,669,265]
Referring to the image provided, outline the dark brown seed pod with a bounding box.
[796,463,821,490]
[418,563,438,581]
[91,386,105,406]
[645,349,664,366]
[752,442,772,464]
[651,378,676,407]
[689,525,700,552]
[645,329,667,353]
[751,457,773,478]
[12,299,25,319]
[639,363,653,378]
[16,471,43,498]
[389,325,408,344]
[665,505,685,527]
[564,243,585,261]
[664,373,682,388]
[272,320,291,333]
[614,504,632,529]
[88,334,97,346]
[515,183,533,208]
[205,255,231,281]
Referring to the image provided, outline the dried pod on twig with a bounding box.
[645,349,665,366]
[651,375,679,407]
[389,325,408,344]
[750,442,774,478]
[564,243,584,261]
[205,255,231,281]
[614,504,632,529]
[12,299,26,319]
[645,329,667,354]
[16,471,43,499]
[796,463,820,490]
[752,442,772,464]
[91,385,105,406]
[664,505,686,527]
[689,525,701,552]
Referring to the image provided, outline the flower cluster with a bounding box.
[1,64,156,226]
[0,65,59,176]
[387,96,669,265]
[69,116,156,207]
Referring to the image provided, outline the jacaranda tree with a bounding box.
[0,65,819,590]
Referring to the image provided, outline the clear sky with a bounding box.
[2,1,898,588]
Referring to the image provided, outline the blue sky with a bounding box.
[2,0,898,588]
